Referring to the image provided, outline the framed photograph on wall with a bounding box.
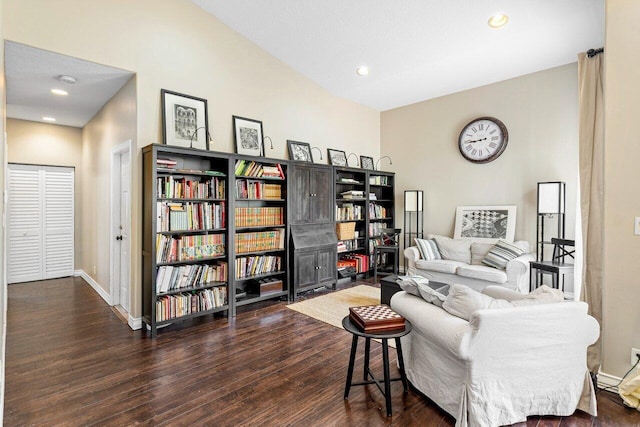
[287,140,313,162]
[360,156,374,170]
[233,115,264,156]
[453,205,517,242]
[328,148,348,166]
[161,89,209,150]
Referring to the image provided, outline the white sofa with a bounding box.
[390,286,599,427]
[405,236,535,293]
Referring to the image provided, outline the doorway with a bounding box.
[110,141,132,316]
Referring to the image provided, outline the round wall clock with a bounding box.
[458,116,508,163]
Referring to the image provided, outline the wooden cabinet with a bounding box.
[290,223,337,299]
[289,164,333,224]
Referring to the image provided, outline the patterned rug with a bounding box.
[287,284,396,348]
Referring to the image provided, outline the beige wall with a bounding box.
[3,0,380,319]
[382,64,579,249]
[81,76,136,296]
[603,0,640,378]
[6,119,83,267]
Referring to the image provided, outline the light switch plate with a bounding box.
[635,217,640,235]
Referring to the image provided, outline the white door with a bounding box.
[7,164,74,284]
[118,151,131,311]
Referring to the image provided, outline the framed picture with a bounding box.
[287,140,313,162]
[360,156,374,170]
[233,116,264,156]
[328,148,348,167]
[161,89,209,150]
[453,205,517,242]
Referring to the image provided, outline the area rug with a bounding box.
[287,285,396,348]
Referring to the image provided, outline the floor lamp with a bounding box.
[404,190,423,273]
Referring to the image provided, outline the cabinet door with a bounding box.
[290,166,311,224]
[295,251,317,289]
[316,246,337,286]
[311,167,333,223]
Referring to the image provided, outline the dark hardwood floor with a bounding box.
[4,277,639,426]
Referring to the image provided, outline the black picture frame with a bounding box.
[328,148,348,166]
[161,89,209,150]
[233,115,264,157]
[360,156,375,170]
[287,140,313,162]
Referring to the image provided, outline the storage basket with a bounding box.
[336,222,356,240]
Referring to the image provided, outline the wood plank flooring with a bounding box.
[4,277,639,426]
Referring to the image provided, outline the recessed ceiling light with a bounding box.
[356,66,369,76]
[51,88,68,96]
[42,116,56,122]
[56,74,77,84]
[488,13,509,28]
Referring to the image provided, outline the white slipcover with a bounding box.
[391,291,599,427]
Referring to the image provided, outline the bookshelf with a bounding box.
[334,167,369,277]
[367,171,395,272]
[232,156,289,312]
[142,144,231,337]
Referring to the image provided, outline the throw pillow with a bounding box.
[416,282,450,307]
[433,236,472,264]
[442,284,512,320]
[481,240,525,270]
[511,285,565,306]
[414,238,441,260]
[471,242,495,265]
[396,275,429,297]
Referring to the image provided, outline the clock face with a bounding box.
[458,117,508,163]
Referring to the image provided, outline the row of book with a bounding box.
[234,207,284,228]
[157,176,226,199]
[369,175,390,186]
[337,240,360,253]
[336,203,364,221]
[235,180,282,199]
[234,160,285,179]
[340,190,365,200]
[155,262,228,294]
[369,203,389,219]
[157,201,226,231]
[155,287,228,322]
[157,157,177,169]
[337,253,369,273]
[234,230,285,254]
[368,222,389,237]
[156,234,226,263]
[235,255,282,279]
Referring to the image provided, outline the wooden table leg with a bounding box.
[344,334,358,399]
[395,336,408,393]
[381,338,392,416]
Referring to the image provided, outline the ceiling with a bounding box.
[5,41,134,128]
[192,0,605,111]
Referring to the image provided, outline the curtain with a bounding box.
[577,51,604,374]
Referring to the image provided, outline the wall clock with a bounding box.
[458,116,508,163]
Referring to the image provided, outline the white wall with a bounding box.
[382,64,579,249]
[3,0,381,319]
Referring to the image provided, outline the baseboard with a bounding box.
[74,270,113,306]
[128,315,142,330]
[597,370,622,392]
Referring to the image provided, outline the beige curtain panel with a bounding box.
[577,50,604,374]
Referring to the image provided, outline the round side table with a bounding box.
[342,316,412,417]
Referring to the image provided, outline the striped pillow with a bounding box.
[481,240,525,270]
[414,238,441,260]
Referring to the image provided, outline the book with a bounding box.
[349,304,405,332]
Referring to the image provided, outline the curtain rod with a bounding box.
[587,47,604,58]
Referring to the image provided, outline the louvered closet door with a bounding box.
[7,164,75,284]
[43,167,75,279]
[7,165,44,283]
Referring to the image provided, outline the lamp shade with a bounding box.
[404,190,423,212]
[537,182,565,214]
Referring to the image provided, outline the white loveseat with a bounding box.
[390,285,599,427]
[405,235,535,293]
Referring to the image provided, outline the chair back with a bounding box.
[380,228,401,246]
[551,238,575,263]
